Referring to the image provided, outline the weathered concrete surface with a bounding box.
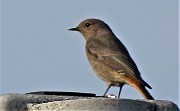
[0,93,179,111]
[0,93,90,111]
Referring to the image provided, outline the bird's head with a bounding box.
[69,18,112,40]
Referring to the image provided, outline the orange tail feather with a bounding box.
[133,83,154,100]
[125,76,154,100]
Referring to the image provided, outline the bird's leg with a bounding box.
[118,84,124,98]
[103,84,112,97]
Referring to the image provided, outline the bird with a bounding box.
[69,18,154,100]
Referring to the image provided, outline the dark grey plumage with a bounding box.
[69,18,154,99]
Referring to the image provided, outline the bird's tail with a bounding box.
[124,75,154,100]
[133,83,154,100]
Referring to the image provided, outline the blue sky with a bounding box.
[1,0,179,106]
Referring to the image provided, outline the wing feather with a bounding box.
[86,36,140,78]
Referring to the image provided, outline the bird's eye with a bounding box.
[85,23,91,28]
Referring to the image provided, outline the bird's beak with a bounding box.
[68,27,79,31]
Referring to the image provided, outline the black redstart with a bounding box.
[69,18,154,100]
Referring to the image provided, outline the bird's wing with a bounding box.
[86,37,141,79]
[86,36,152,89]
